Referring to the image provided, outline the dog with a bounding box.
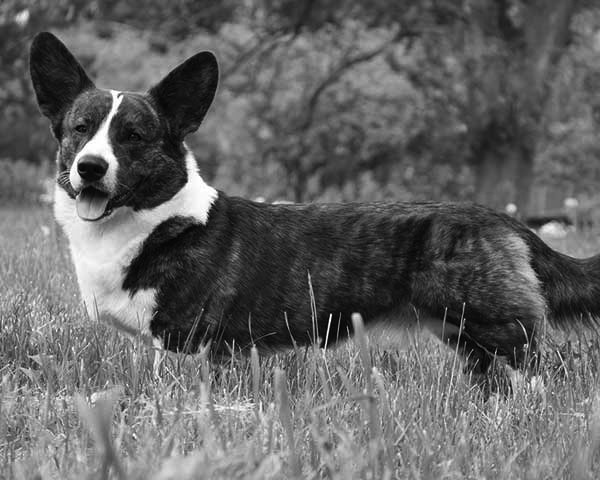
[29,32,600,375]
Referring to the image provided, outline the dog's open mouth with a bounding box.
[75,181,142,222]
[76,186,111,221]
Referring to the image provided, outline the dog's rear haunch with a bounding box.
[30,32,600,375]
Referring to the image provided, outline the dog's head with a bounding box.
[29,32,218,222]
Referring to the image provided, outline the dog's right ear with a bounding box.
[29,32,95,136]
[148,51,219,139]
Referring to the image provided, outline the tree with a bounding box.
[0,0,237,165]
[3,0,596,212]
[239,0,581,211]
[0,0,89,163]
[464,0,576,213]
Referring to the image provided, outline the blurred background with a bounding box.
[2,0,600,222]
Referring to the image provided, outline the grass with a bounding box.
[0,160,53,206]
[2,206,600,479]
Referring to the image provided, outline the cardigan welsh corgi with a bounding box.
[30,32,600,374]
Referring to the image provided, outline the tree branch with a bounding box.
[298,30,398,133]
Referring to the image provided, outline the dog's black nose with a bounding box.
[77,155,108,182]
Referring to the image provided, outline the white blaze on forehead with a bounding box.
[70,90,124,191]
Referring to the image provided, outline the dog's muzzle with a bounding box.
[75,155,111,221]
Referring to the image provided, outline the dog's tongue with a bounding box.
[76,188,109,221]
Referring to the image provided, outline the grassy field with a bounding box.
[3,205,600,479]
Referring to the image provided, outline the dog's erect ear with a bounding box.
[29,32,95,136]
[148,51,219,138]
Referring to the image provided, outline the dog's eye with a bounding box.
[128,132,142,142]
[74,124,88,134]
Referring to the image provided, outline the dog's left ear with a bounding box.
[29,32,95,136]
[148,51,219,139]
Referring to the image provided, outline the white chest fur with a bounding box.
[54,152,218,338]
[56,196,158,337]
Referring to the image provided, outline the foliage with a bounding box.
[95,0,237,38]
[1,1,599,209]
[0,158,52,205]
[0,0,236,165]
[0,0,98,164]
[534,8,600,200]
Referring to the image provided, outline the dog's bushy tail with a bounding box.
[524,230,600,329]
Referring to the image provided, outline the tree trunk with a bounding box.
[474,138,534,215]
[513,143,536,216]
[472,0,576,216]
[474,150,506,209]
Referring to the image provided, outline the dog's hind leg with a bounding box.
[459,316,541,370]
[464,315,547,397]
[418,314,495,374]
[444,332,494,374]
